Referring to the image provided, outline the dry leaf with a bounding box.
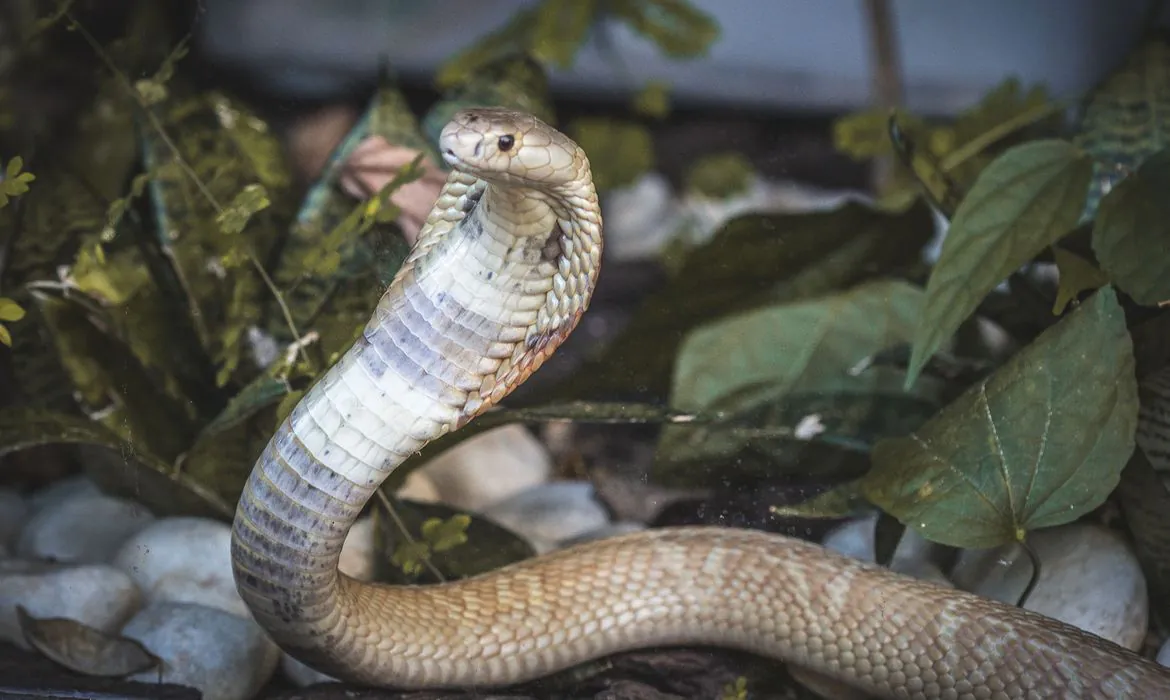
[16,605,160,677]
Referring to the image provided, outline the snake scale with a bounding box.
[230,108,1170,698]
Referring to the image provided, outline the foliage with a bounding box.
[684,151,755,198]
[0,156,34,208]
[638,33,1170,558]
[435,0,718,89]
[0,297,24,347]
[2,0,1169,646]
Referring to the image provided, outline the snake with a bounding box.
[229,107,1170,699]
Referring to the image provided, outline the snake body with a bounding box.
[230,108,1170,698]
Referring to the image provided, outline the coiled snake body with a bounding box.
[230,108,1170,698]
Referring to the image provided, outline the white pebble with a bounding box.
[418,424,551,512]
[281,652,339,687]
[338,516,376,582]
[122,601,279,700]
[481,481,611,554]
[951,523,1147,650]
[26,475,101,513]
[0,489,28,547]
[111,517,246,617]
[821,513,947,584]
[17,493,154,564]
[0,563,142,649]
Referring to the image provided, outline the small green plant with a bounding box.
[0,297,25,347]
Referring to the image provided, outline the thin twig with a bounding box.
[862,0,904,192]
[373,488,446,583]
[1017,536,1042,608]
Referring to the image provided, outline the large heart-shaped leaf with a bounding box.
[1092,147,1170,306]
[866,287,1137,548]
[906,139,1093,385]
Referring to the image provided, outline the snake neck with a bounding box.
[229,167,602,671]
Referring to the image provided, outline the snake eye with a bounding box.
[497,134,515,152]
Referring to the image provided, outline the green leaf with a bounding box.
[671,280,925,412]
[632,80,672,119]
[1091,147,1170,306]
[30,288,199,461]
[0,324,11,347]
[389,540,433,577]
[1074,36,1170,221]
[906,139,1093,385]
[607,0,720,59]
[568,117,654,191]
[0,156,36,208]
[0,297,25,322]
[553,200,936,401]
[769,480,870,519]
[420,514,471,553]
[198,373,291,435]
[865,287,1137,549]
[434,9,541,90]
[1052,247,1109,314]
[531,0,597,67]
[656,280,944,485]
[216,183,271,236]
[0,408,233,520]
[684,152,755,198]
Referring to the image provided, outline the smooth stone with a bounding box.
[558,521,647,548]
[951,523,1147,650]
[822,513,934,562]
[1158,637,1170,667]
[111,517,246,617]
[481,481,611,554]
[26,475,101,513]
[600,171,685,261]
[418,424,552,513]
[395,469,440,504]
[0,563,142,649]
[0,489,28,547]
[281,653,340,687]
[821,513,946,585]
[17,493,155,564]
[338,516,376,582]
[122,601,279,700]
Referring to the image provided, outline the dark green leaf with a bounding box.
[30,288,198,461]
[607,0,720,59]
[0,408,233,520]
[1091,147,1170,306]
[768,480,870,519]
[906,139,1093,385]
[198,373,291,435]
[552,200,936,402]
[1074,36,1170,221]
[1052,246,1109,314]
[866,287,1137,548]
[531,0,597,67]
[670,280,924,411]
[17,605,159,677]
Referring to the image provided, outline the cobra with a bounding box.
[229,108,1170,698]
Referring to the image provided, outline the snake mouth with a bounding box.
[442,149,460,168]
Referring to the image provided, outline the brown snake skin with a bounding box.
[230,108,1170,698]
